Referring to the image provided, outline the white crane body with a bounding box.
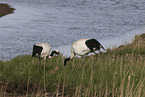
[64,38,105,66]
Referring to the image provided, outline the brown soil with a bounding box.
[0,3,15,17]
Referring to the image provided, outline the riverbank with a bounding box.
[0,3,144,96]
[0,34,145,96]
[0,3,15,17]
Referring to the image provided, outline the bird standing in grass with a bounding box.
[32,43,59,59]
[32,43,59,65]
[64,38,105,66]
[32,43,59,93]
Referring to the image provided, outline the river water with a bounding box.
[0,0,145,60]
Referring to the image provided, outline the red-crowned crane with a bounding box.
[32,43,59,60]
[64,38,105,66]
[32,43,59,93]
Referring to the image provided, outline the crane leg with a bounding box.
[82,56,85,65]
[39,58,41,69]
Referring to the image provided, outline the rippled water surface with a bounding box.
[0,0,145,60]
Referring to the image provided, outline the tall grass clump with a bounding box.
[0,34,145,96]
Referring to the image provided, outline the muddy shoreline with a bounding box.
[0,3,15,17]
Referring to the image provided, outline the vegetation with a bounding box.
[0,3,15,18]
[0,34,145,97]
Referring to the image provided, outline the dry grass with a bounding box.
[0,34,145,96]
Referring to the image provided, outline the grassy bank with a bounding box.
[0,3,15,17]
[0,34,145,96]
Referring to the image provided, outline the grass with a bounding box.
[0,34,145,97]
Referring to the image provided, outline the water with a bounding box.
[0,0,145,60]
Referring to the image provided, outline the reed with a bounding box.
[0,34,145,96]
